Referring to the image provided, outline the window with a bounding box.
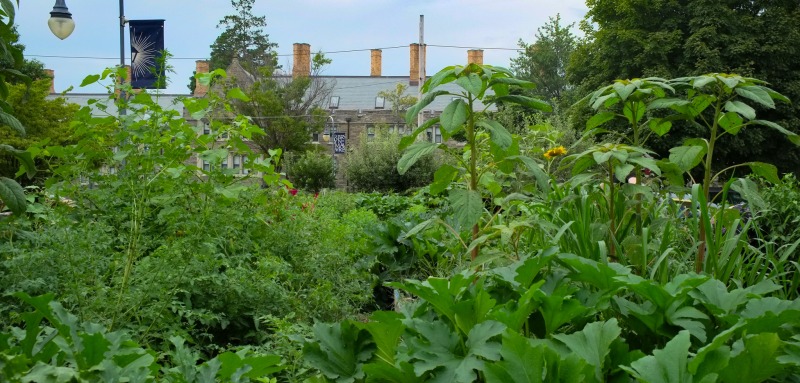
[367,124,375,141]
[221,155,229,170]
[232,155,241,170]
[375,96,385,109]
[434,125,442,143]
[242,156,250,174]
[388,125,396,134]
[202,123,211,135]
[202,160,211,171]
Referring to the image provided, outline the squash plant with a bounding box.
[304,249,800,382]
[397,64,551,261]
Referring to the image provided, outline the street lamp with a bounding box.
[48,0,74,40]
[49,0,127,116]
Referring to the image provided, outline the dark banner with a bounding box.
[129,19,165,89]
[333,133,346,154]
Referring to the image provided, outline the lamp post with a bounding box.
[326,115,337,178]
[49,0,127,116]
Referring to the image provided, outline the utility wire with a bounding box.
[28,43,522,61]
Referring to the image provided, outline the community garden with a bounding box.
[3,2,800,382]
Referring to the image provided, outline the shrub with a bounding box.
[758,173,800,244]
[287,150,335,193]
[344,130,438,193]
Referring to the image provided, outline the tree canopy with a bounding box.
[568,0,800,173]
[209,0,277,72]
[511,14,578,107]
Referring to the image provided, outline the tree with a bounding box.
[0,79,78,182]
[225,52,334,155]
[377,83,417,119]
[511,14,578,106]
[209,0,277,73]
[568,0,800,174]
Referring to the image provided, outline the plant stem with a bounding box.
[468,97,479,261]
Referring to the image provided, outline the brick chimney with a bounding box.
[370,49,382,77]
[293,43,311,78]
[410,43,419,85]
[194,60,209,97]
[468,49,484,65]
[44,69,55,93]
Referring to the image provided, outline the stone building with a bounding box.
[47,43,489,187]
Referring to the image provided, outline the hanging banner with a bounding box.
[333,133,346,154]
[129,19,165,89]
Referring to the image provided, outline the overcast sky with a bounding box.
[16,0,587,94]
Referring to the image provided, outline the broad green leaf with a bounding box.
[692,75,716,89]
[405,318,489,383]
[476,120,512,149]
[303,321,375,383]
[621,331,693,383]
[586,112,616,131]
[510,155,550,193]
[359,312,405,366]
[456,72,483,96]
[362,361,422,383]
[553,319,621,382]
[494,95,552,112]
[735,86,775,109]
[397,142,439,175]
[449,189,483,229]
[665,302,708,342]
[405,90,450,126]
[647,98,690,110]
[0,144,35,178]
[724,100,756,120]
[717,111,743,134]
[485,331,588,383]
[668,145,706,172]
[719,333,786,383]
[440,99,468,135]
[431,164,459,195]
[424,67,457,92]
[399,117,440,150]
[648,118,672,136]
[751,119,800,145]
[614,82,637,101]
[614,163,634,183]
[623,102,645,124]
[226,87,250,102]
[80,74,101,87]
[0,176,26,215]
[592,150,613,164]
[539,293,588,335]
[0,110,24,136]
[748,162,779,184]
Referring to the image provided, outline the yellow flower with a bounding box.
[543,146,567,160]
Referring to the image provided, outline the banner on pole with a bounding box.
[129,20,165,89]
[333,133,346,154]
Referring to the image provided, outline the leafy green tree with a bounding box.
[226,52,334,154]
[378,83,417,119]
[569,0,800,173]
[210,0,277,72]
[288,150,335,193]
[511,14,578,107]
[0,79,78,182]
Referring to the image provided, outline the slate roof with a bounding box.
[51,75,491,116]
[314,76,490,111]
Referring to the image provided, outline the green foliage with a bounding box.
[399,64,552,261]
[378,83,418,118]
[287,150,335,193]
[208,0,278,72]
[0,79,78,183]
[225,56,333,155]
[305,251,800,382]
[511,14,578,107]
[0,293,283,382]
[758,173,800,244]
[345,131,437,193]
[569,0,800,174]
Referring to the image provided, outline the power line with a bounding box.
[27,43,522,61]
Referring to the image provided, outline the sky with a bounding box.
[16,0,588,95]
